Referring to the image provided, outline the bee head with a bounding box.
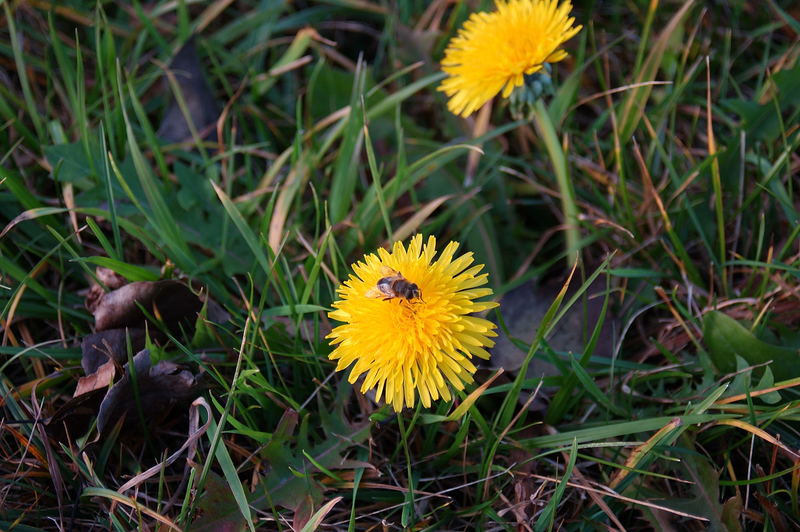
[408,283,422,301]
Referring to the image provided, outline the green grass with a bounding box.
[2,1,800,530]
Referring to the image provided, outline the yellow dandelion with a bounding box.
[327,234,499,412]
[438,0,582,117]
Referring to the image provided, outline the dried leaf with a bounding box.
[720,495,743,532]
[157,37,220,143]
[74,359,116,398]
[86,267,129,313]
[91,280,203,334]
[74,273,223,440]
[292,496,317,532]
[203,296,231,325]
[80,327,151,375]
[96,266,129,290]
[297,496,342,532]
[97,350,199,436]
[489,277,615,410]
[46,389,105,441]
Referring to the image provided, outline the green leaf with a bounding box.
[204,414,255,532]
[724,99,779,141]
[608,268,663,279]
[570,356,627,417]
[210,180,271,276]
[329,62,366,224]
[755,367,782,404]
[262,304,329,318]
[188,470,247,532]
[1,207,68,238]
[525,413,731,448]
[722,65,800,143]
[535,438,578,532]
[1,170,56,217]
[44,140,101,185]
[618,0,695,141]
[74,257,160,282]
[703,311,798,381]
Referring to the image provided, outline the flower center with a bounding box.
[384,297,448,356]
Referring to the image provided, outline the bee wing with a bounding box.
[379,265,398,276]
[364,286,385,299]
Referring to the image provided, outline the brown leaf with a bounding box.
[203,296,231,324]
[754,491,790,532]
[86,267,128,313]
[73,359,116,398]
[85,285,104,314]
[91,280,203,334]
[292,495,317,532]
[488,275,616,410]
[96,266,128,290]
[80,327,151,375]
[720,495,743,532]
[96,350,200,437]
[46,389,105,441]
[157,37,221,144]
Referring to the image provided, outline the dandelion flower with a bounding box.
[327,234,499,412]
[438,0,582,117]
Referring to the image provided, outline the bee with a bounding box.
[365,267,423,302]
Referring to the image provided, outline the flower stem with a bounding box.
[532,99,580,265]
[396,414,416,526]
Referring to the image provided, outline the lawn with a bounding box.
[2,0,800,530]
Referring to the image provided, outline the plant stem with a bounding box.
[533,99,580,265]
